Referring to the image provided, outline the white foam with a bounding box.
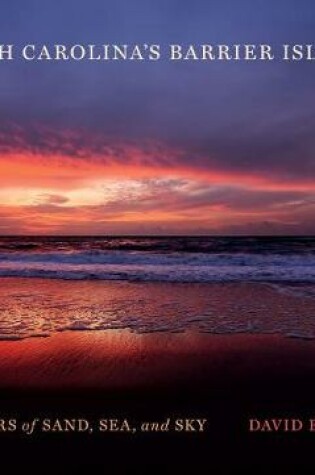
[0,251,314,283]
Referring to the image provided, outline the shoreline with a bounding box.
[1,278,315,470]
[0,277,314,340]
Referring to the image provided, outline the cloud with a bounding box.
[0,177,314,235]
[36,194,69,205]
[1,0,315,233]
[1,124,315,194]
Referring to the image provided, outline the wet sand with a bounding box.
[0,329,315,390]
[1,278,315,472]
[0,278,315,338]
[0,331,315,472]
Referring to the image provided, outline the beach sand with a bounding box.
[0,278,315,472]
[0,331,315,472]
[0,330,315,390]
[0,277,314,338]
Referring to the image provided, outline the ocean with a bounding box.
[0,236,314,340]
[0,236,314,283]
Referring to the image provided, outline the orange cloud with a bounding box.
[1,135,315,234]
[1,150,315,193]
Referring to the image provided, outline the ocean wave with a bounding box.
[1,236,315,254]
[0,250,314,282]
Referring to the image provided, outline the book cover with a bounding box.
[0,1,314,473]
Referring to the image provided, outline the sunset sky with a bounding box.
[0,0,315,235]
